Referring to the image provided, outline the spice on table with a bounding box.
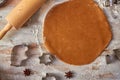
[24,69,32,76]
[65,71,74,79]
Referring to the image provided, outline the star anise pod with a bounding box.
[65,71,74,79]
[24,69,32,76]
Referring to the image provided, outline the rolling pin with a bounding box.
[0,0,46,39]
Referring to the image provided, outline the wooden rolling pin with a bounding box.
[0,0,46,39]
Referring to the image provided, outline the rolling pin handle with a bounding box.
[0,23,12,40]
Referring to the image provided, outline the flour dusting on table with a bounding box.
[0,0,120,80]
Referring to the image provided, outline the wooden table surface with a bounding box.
[0,0,120,80]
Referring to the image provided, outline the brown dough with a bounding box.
[43,0,112,65]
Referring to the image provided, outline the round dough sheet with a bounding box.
[43,0,112,65]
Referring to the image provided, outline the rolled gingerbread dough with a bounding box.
[43,0,112,65]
